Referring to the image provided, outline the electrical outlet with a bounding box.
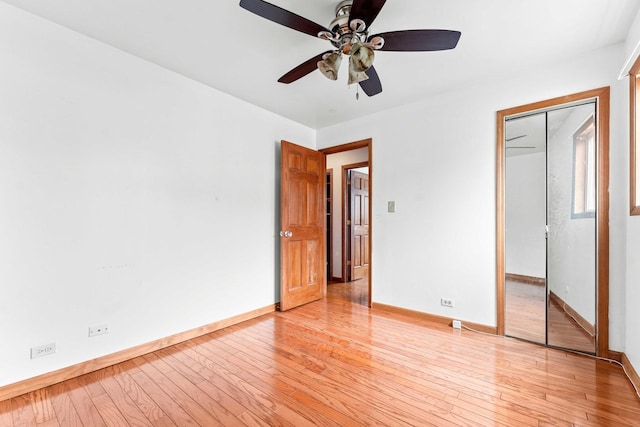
[31,343,56,359]
[89,324,109,337]
[441,298,454,308]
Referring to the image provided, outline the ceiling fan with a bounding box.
[239,0,461,97]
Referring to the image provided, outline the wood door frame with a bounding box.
[342,161,369,282]
[496,87,610,356]
[320,138,372,307]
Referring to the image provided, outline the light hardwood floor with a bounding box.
[1,282,638,426]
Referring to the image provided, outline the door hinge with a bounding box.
[545,225,550,239]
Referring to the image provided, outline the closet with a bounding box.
[498,90,609,355]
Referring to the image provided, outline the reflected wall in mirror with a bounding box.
[504,113,546,344]
[497,87,610,356]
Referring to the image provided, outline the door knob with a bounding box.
[280,231,293,238]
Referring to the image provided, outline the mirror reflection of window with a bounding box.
[629,57,640,215]
[572,116,596,218]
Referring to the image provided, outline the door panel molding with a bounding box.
[496,87,610,356]
[342,161,369,281]
[349,169,370,281]
[280,140,325,311]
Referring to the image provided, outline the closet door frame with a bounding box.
[496,87,610,357]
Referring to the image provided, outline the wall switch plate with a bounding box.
[387,201,396,213]
[31,342,56,359]
[441,298,454,308]
[452,320,462,329]
[89,324,109,337]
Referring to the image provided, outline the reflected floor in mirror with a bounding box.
[505,279,546,343]
[548,296,595,353]
[505,279,595,353]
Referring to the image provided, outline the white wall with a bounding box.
[317,44,629,348]
[505,152,546,278]
[326,148,369,279]
[0,3,315,387]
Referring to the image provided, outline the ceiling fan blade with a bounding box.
[359,66,382,96]
[239,0,330,38]
[278,51,333,84]
[371,29,461,51]
[349,0,387,28]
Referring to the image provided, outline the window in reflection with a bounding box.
[572,116,596,218]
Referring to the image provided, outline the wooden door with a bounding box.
[279,140,325,311]
[349,170,369,281]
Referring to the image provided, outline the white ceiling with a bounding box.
[2,0,639,129]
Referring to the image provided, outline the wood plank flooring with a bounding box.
[1,282,638,426]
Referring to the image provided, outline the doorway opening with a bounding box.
[320,139,372,307]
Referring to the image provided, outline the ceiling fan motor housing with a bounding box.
[321,0,369,54]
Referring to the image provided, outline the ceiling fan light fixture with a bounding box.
[348,63,369,85]
[349,43,374,73]
[318,52,342,80]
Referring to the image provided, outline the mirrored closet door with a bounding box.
[504,101,597,354]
